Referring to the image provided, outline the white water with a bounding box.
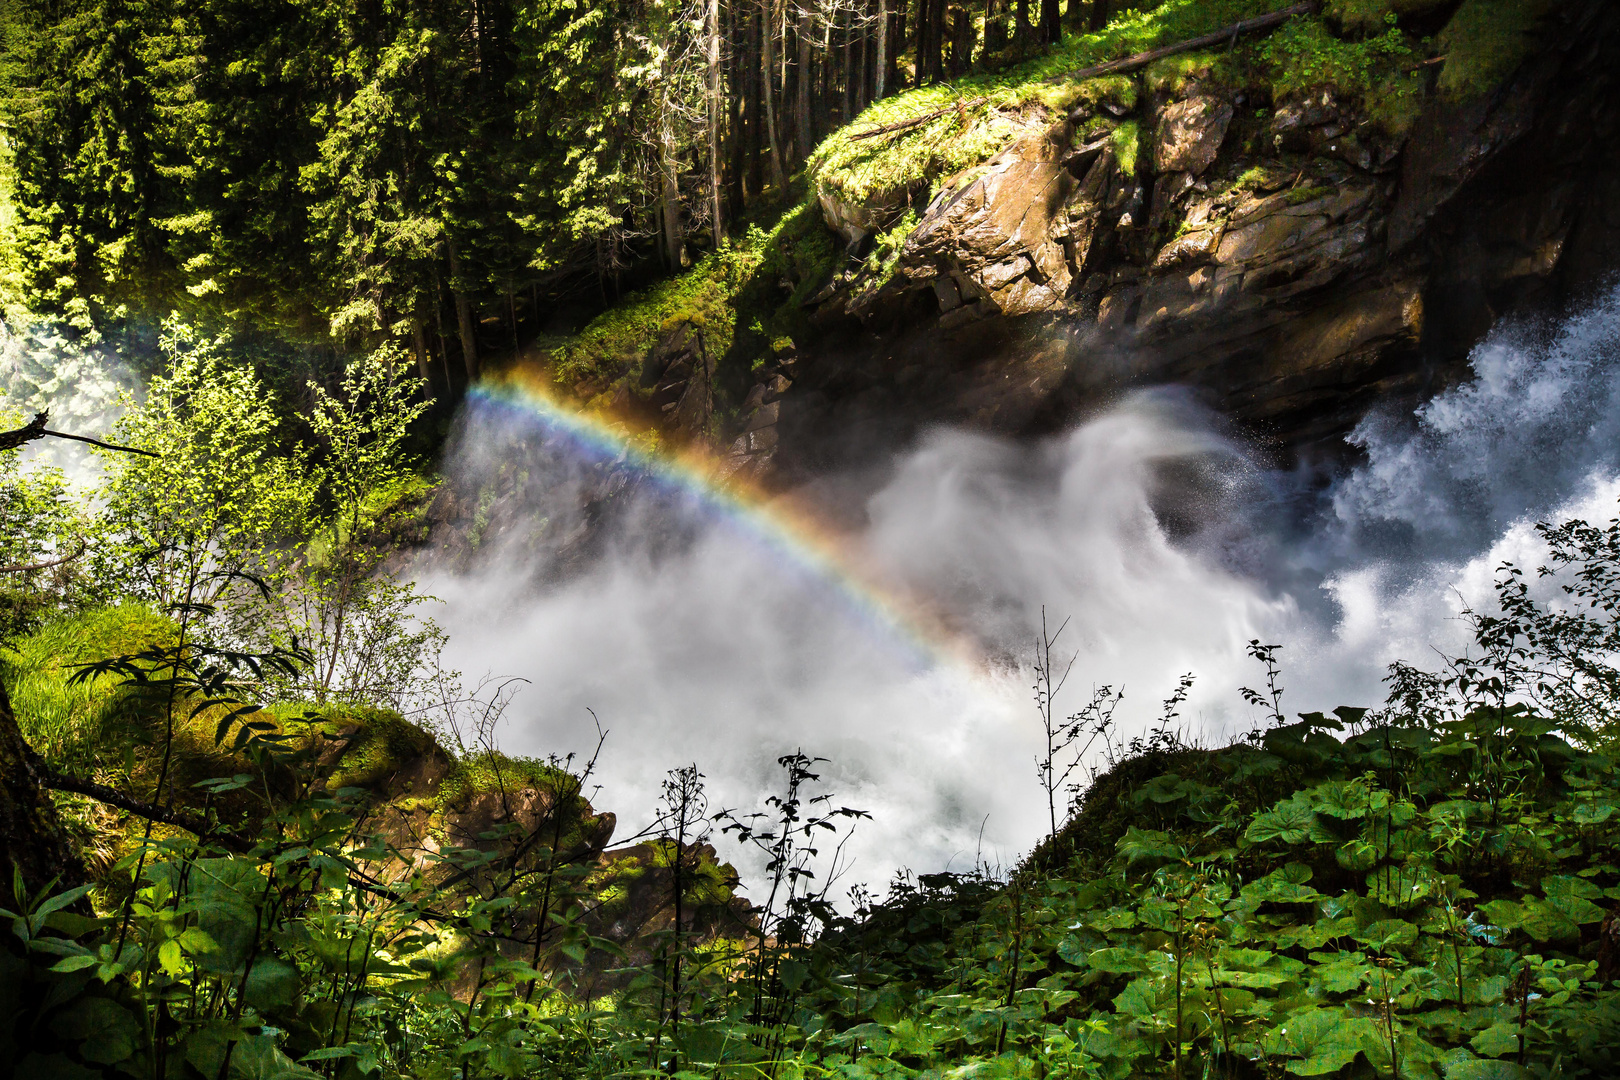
[424,284,1620,893]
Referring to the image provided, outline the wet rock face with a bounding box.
[787,0,1620,459]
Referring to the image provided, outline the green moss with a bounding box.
[1285,184,1335,204]
[3,605,175,772]
[268,703,442,796]
[809,0,1289,211]
[1110,120,1142,176]
[549,238,765,387]
[1143,51,1221,96]
[862,208,921,290]
[1326,0,1452,34]
[1436,0,1553,101]
[436,752,577,812]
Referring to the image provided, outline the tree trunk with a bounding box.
[727,0,747,213]
[759,0,788,190]
[0,677,83,909]
[1088,0,1108,32]
[914,0,930,86]
[795,2,812,165]
[929,0,947,81]
[1040,0,1060,43]
[875,0,888,99]
[745,5,764,197]
[411,317,433,399]
[433,269,455,393]
[844,11,857,120]
[658,84,687,269]
[707,0,725,244]
[446,240,479,382]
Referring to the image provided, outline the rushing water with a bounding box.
[424,284,1620,892]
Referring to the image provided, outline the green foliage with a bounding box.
[0,408,88,637]
[18,491,1620,1080]
[809,0,1299,213]
[1259,13,1414,101]
[2,604,173,772]
[96,321,315,610]
[1110,120,1142,177]
[1327,0,1453,35]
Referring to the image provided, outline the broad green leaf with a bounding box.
[46,996,140,1065]
[1275,915,1357,950]
[157,939,185,977]
[46,955,97,973]
[1477,900,1523,931]
[1055,934,1093,967]
[244,956,302,1010]
[33,884,95,919]
[778,958,809,993]
[1470,1022,1522,1058]
[1519,894,1603,941]
[1262,1008,1377,1075]
[1354,919,1417,951]
[1112,976,1169,1019]
[1084,947,1148,974]
[1541,875,1602,900]
[1306,951,1370,993]
[1117,827,1180,866]
[1242,865,1322,904]
[1308,780,1375,820]
[1246,799,1316,845]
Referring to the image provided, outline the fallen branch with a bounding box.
[1048,1,1319,90]
[850,95,987,141]
[0,412,48,452]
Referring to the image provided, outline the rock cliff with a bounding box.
[713,0,1620,473]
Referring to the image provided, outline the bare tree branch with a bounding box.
[0,538,88,575]
[0,410,157,457]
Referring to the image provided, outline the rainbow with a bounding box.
[468,369,973,671]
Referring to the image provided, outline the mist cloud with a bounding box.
[421,285,1620,893]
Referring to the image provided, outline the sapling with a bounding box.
[1031,608,1122,840]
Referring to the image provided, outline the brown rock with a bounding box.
[744,400,780,431]
[1154,97,1233,176]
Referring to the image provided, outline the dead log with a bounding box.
[849,2,1319,142]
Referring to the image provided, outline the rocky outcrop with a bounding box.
[784,0,1620,462]
[722,359,795,481]
[639,321,716,438]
